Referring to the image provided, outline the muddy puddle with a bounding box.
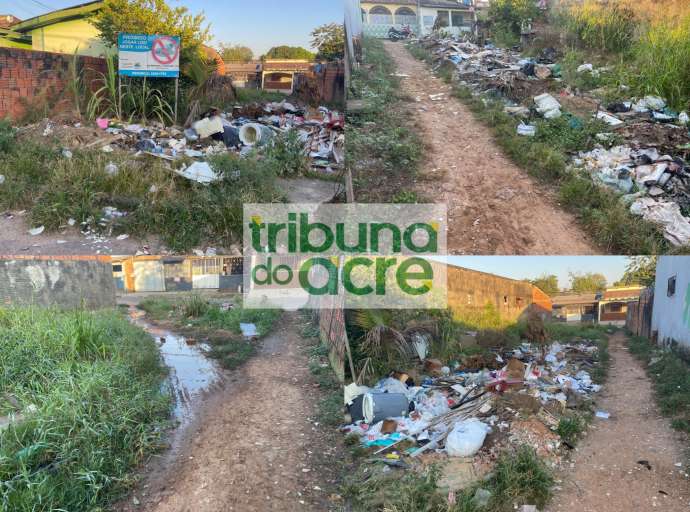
[127,306,222,426]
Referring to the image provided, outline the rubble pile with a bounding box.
[343,338,603,469]
[19,100,344,183]
[576,145,690,245]
[413,33,690,246]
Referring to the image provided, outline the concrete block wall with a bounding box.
[0,47,106,120]
[446,265,540,325]
[0,256,116,310]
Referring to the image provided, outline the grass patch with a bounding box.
[0,307,171,511]
[628,334,690,433]
[302,312,343,426]
[0,134,287,252]
[234,88,287,104]
[347,37,424,202]
[343,445,553,512]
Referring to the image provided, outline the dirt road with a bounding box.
[384,41,597,255]
[118,312,343,512]
[0,213,164,255]
[547,332,690,511]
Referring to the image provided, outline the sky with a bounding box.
[440,256,631,291]
[1,0,342,56]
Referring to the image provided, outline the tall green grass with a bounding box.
[0,307,171,511]
[631,13,690,111]
[562,0,638,52]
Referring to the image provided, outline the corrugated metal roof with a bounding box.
[551,293,598,306]
[602,287,644,301]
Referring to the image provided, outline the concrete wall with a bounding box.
[0,257,116,310]
[447,265,550,326]
[30,19,106,57]
[0,46,105,120]
[652,256,690,349]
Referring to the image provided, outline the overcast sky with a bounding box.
[1,0,342,56]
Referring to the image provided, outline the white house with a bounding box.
[651,256,690,349]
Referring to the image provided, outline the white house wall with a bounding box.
[652,256,690,348]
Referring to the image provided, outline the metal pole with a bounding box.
[174,77,179,124]
[117,74,122,119]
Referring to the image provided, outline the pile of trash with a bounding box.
[413,33,690,246]
[575,145,690,245]
[343,338,604,467]
[414,35,562,103]
[22,100,344,184]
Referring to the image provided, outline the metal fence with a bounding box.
[362,23,420,38]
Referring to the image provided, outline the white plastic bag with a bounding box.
[446,418,490,457]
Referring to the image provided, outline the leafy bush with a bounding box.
[488,0,540,39]
[263,130,310,177]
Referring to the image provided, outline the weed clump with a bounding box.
[0,307,171,510]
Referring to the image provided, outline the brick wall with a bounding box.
[0,47,106,120]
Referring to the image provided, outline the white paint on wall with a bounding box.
[45,263,62,289]
[652,256,690,348]
[23,265,46,291]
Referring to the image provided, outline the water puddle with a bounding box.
[127,306,222,425]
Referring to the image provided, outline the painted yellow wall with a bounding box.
[0,38,31,49]
[361,2,418,15]
[30,19,106,57]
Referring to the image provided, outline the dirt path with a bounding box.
[118,312,343,512]
[384,41,597,255]
[547,332,690,511]
[0,213,165,255]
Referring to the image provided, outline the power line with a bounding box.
[26,0,55,13]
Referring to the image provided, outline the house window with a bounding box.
[668,276,676,297]
[395,7,416,25]
[112,264,123,272]
[436,11,450,28]
[369,6,393,24]
[451,11,465,27]
[516,297,523,307]
[503,295,508,305]
[609,302,622,313]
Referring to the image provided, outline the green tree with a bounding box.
[569,272,607,294]
[529,274,559,296]
[218,43,254,63]
[615,256,657,287]
[487,0,540,36]
[94,0,210,64]
[311,23,344,61]
[263,46,315,60]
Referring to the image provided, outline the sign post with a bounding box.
[117,33,181,122]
